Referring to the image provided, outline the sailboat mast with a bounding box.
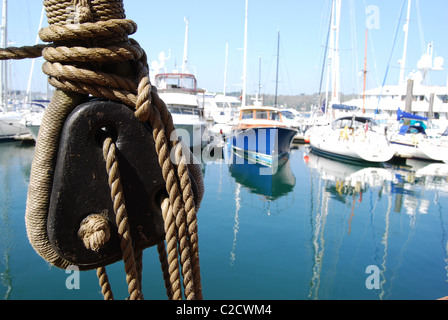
[242,0,248,108]
[318,1,333,114]
[258,55,261,97]
[274,30,280,107]
[399,0,412,86]
[330,0,341,106]
[0,0,7,110]
[223,42,229,97]
[363,28,368,115]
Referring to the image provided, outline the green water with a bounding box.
[1,140,448,300]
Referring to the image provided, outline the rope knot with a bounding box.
[78,214,111,252]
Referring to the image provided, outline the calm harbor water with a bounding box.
[1,140,448,300]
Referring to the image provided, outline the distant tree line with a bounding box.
[223,91,358,111]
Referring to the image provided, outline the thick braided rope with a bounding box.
[135,83,197,299]
[0,44,48,60]
[174,143,203,298]
[135,56,202,299]
[97,266,114,300]
[160,197,182,300]
[102,137,142,300]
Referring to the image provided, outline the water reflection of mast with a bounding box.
[308,174,329,300]
[230,183,241,266]
[379,192,392,300]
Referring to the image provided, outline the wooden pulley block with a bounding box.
[46,100,195,270]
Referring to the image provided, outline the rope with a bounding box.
[102,136,142,300]
[78,214,111,252]
[0,0,204,300]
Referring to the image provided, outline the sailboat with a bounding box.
[154,18,208,149]
[0,2,48,142]
[308,0,395,164]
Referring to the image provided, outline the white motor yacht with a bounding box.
[154,73,209,149]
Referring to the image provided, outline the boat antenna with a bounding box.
[182,17,189,74]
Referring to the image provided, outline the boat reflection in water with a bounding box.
[225,141,296,267]
[303,147,448,299]
[229,157,296,201]
[226,141,296,201]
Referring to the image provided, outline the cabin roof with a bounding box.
[240,105,281,112]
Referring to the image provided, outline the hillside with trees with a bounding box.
[225,92,358,112]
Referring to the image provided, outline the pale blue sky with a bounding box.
[4,0,448,96]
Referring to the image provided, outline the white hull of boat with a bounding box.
[310,128,395,163]
[390,138,448,162]
[0,112,29,140]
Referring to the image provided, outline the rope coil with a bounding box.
[1,0,203,300]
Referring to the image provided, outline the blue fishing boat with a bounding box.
[230,105,298,167]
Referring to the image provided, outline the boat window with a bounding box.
[242,110,253,119]
[270,111,280,121]
[155,74,197,92]
[334,119,352,129]
[181,107,194,115]
[437,95,448,103]
[255,111,268,119]
[408,125,426,134]
[281,111,294,119]
[169,107,182,114]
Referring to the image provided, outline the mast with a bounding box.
[398,0,412,86]
[330,0,341,106]
[317,1,333,114]
[362,28,368,115]
[242,0,248,108]
[324,0,335,116]
[1,0,7,110]
[223,42,228,96]
[258,55,261,97]
[182,17,189,74]
[274,30,280,107]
